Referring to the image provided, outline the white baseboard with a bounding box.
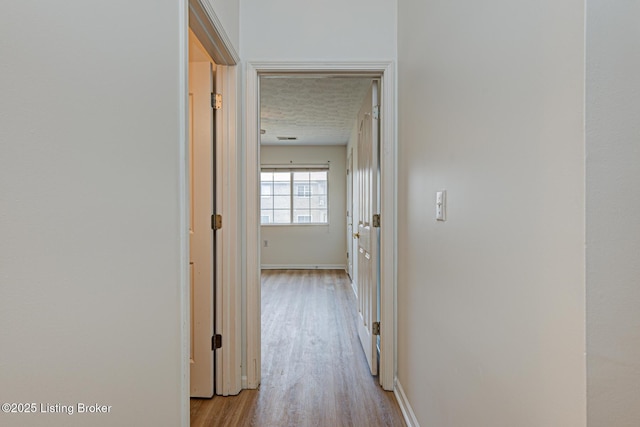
[241,375,248,389]
[260,264,346,270]
[394,378,420,427]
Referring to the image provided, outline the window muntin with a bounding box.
[260,169,328,225]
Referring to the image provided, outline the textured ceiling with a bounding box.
[260,77,373,145]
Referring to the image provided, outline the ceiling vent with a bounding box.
[276,136,298,141]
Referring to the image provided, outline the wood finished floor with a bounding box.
[191,269,405,427]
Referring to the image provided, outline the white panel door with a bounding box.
[347,149,354,281]
[189,61,215,397]
[355,81,379,375]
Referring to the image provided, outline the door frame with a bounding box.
[244,61,397,391]
[180,2,241,424]
[347,147,354,283]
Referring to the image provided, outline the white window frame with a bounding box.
[260,166,329,226]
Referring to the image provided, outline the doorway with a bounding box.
[185,0,242,404]
[245,63,397,392]
[258,74,378,379]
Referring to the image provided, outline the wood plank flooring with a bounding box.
[191,269,405,427]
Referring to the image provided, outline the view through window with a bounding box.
[260,169,328,224]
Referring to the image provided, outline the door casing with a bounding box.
[181,3,241,425]
[244,61,397,391]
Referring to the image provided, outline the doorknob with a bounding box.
[353,232,360,239]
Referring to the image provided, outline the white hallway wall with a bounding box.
[0,1,240,427]
[586,0,640,424]
[260,145,347,269]
[240,0,397,61]
[397,0,586,426]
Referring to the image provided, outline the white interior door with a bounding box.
[347,149,354,281]
[355,81,379,375]
[189,60,215,398]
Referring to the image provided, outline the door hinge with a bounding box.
[373,105,380,120]
[372,214,381,228]
[372,322,380,336]
[212,214,222,230]
[212,334,222,350]
[211,93,222,110]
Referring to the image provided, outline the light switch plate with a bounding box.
[436,190,446,221]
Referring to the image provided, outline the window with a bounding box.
[260,168,328,225]
[296,184,311,197]
[261,183,272,197]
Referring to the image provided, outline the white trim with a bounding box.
[261,163,330,170]
[178,0,190,425]
[260,223,331,227]
[255,62,391,75]
[245,62,262,389]
[188,0,239,65]
[215,64,242,396]
[379,61,397,392]
[394,378,421,427]
[245,61,397,391]
[261,264,347,270]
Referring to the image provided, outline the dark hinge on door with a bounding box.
[372,322,381,336]
[212,334,222,350]
[372,214,381,228]
[211,214,222,230]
